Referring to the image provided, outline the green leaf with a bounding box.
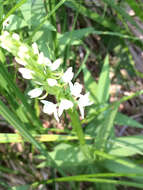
[97,55,110,103]
[2,0,27,24]
[38,143,88,173]
[9,185,30,190]
[58,27,95,46]
[115,112,143,129]
[65,1,118,31]
[102,0,143,34]
[110,135,143,157]
[5,14,28,30]
[20,0,32,26]
[95,151,143,181]
[82,63,98,103]
[95,102,119,151]
[0,133,91,143]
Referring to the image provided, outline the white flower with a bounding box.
[15,57,27,66]
[41,100,59,122]
[69,82,82,98]
[18,68,34,79]
[3,31,10,37]
[32,42,39,55]
[18,45,29,59]
[12,33,20,41]
[0,31,9,41]
[78,93,93,119]
[0,31,11,51]
[38,52,44,64]
[38,52,51,66]
[62,67,74,83]
[47,78,57,86]
[19,45,28,53]
[28,88,43,98]
[0,42,11,51]
[58,99,73,117]
[49,58,62,71]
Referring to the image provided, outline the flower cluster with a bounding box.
[0,31,93,122]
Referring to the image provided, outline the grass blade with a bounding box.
[97,55,110,103]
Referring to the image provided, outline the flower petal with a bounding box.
[12,33,20,41]
[32,42,39,55]
[38,52,52,66]
[41,100,59,122]
[50,58,62,71]
[28,88,43,98]
[15,57,27,66]
[18,68,34,79]
[78,103,84,119]
[77,93,93,119]
[18,45,29,59]
[62,67,74,83]
[41,100,56,114]
[47,78,57,86]
[78,93,93,107]
[58,99,73,117]
[69,82,82,98]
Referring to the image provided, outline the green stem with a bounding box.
[68,109,85,146]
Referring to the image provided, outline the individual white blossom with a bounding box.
[0,41,11,51]
[18,68,34,79]
[78,93,93,119]
[32,42,39,55]
[58,99,73,117]
[12,33,20,41]
[38,52,44,64]
[47,78,57,86]
[28,88,43,98]
[49,58,62,71]
[18,45,29,59]
[41,100,59,122]
[0,31,12,51]
[0,31,9,41]
[62,67,74,83]
[69,82,82,98]
[15,57,27,66]
[38,52,51,66]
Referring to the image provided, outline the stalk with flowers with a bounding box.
[0,31,93,149]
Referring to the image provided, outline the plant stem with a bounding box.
[68,109,85,146]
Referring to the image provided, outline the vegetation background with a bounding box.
[1,0,143,189]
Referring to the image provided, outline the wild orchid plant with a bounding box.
[0,31,93,145]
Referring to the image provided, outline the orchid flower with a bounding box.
[32,42,39,55]
[28,88,43,98]
[38,52,52,66]
[69,82,82,98]
[41,100,59,122]
[18,45,29,59]
[47,78,58,86]
[62,67,74,83]
[15,57,27,66]
[58,99,73,117]
[12,33,20,41]
[78,93,93,119]
[18,68,34,79]
[49,58,62,71]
